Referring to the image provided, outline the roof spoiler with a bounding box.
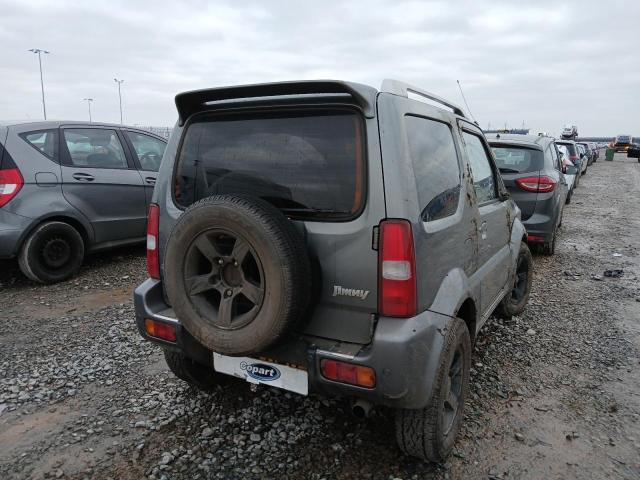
[175,80,378,125]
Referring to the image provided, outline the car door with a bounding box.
[59,126,147,245]
[122,130,167,207]
[460,125,511,317]
[549,142,568,204]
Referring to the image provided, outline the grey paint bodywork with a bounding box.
[488,134,569,244]
[135,80,528,409]
[0,120,166,258]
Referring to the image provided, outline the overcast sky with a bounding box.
[1,0,637,136]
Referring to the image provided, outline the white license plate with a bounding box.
[213,353,308,395]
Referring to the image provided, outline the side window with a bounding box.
[549,143,561,170]
[462,132,497,204]
[20,129,58,162]
[405,116,461,222]
[63,129,128,169]
[125,131,166,172]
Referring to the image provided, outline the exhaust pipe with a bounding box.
[352,399,373,419]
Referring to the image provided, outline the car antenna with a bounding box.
[457,80,478,125]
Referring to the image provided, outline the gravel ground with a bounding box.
[1,152,639,480]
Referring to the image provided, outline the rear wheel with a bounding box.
[495,242,533,318]
[163,350,228,390]
[541,228,556,255]
[395,318,471,462]
[18,221,84,284]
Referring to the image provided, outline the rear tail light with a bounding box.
[378,219,417,317]
[320,359,376,388]
[569,154,579,162]
[515,176,556,193]
[0,168,24,208]
[147,203,160,279]
[144,318,177,342]
[527,235,544,242]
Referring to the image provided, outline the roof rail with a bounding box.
[380,79,466,118]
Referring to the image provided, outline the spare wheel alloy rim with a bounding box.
[183,229,265,330]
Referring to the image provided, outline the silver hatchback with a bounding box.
[0,120,166,283]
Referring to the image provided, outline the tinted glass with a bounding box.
[175,110,365,220]
[126,131,166,172]
[490,145,543,173]
[616,136,631,143]
[405,116,460,222]
[20,129,58,161]
[63,129,128,169]
[463,132,497,203]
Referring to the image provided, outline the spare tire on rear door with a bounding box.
[164,195,311,356]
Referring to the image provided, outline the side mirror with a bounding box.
[564,165,578,175]
[500,190,510,201]
[580,153,585,158]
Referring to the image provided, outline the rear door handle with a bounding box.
[72,172,95,182]
[144,177,156,186]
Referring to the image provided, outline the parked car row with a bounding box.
[486,133,590,254]
[0,121,167,282]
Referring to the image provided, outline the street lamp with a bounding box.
[83,98,94,122]
[114,78,124,124]
[29,48,50,120]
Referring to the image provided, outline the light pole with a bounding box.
[29,48,50,120]
[114,78,124,124]
[83,98,94,122]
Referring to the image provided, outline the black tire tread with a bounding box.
[165,194,311,355]
[395,318,471,462]
[495,242,533,318]
[163,349,226,390]
[18,221,84,284]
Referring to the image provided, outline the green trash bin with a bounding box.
[605,148,615,161]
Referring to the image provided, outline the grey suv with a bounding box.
[487,134,570,254]
[134,80,533,462]
[0,121,167,283]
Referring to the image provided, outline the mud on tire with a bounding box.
[395,318,471,462]
[164,195,311,356]
[163,349,227,390]
[495,241,533,318]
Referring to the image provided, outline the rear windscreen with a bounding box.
[616,136,631,143]
[174,110,365,220]
[490,145,543,173]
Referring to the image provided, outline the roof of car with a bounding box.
[174,79,467,125]
[0,120,167,140]
[484,133,550,149]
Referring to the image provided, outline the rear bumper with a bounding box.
[0,210,32,258]
[134,278,453,409]
[523,211,557,242]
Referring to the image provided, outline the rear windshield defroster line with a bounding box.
[173,109,366,221]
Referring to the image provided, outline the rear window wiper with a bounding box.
[498,167,520,173]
